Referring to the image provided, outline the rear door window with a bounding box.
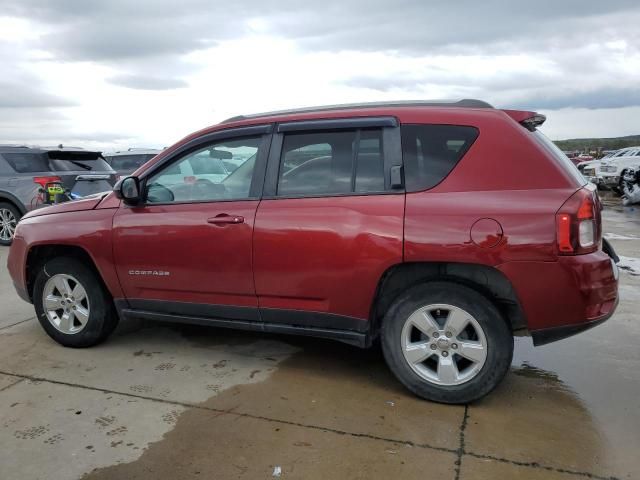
[277,129,385,196]
[401,124,479,192]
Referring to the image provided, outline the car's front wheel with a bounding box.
[381,282,513,404]
[33,257,118,347]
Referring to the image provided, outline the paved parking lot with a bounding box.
[1,203,639,480]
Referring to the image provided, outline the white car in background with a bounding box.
[598,146,640,193]
[578,150,618,186]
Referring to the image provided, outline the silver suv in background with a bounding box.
[103,148,162,176]
[0,145,117,245]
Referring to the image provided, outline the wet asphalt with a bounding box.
[0,198,638,480]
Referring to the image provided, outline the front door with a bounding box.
[112,130,270,320]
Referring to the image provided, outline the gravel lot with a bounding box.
[1,201,639,480]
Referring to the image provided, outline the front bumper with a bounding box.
[6,230,31,303]
[600,174,620,186]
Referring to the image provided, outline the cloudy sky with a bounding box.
[1,0,639,150]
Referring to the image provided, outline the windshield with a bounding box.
[533,130,586,187]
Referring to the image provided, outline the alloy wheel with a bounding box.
[401,303,488,386]
[42,274,91,334]
[0,208,16,242]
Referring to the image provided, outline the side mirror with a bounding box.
[115,176,142,205]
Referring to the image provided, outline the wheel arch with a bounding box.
[0,191,27,215]
[369,262,527,339]
[25,244,112,302]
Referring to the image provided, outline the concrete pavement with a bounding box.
[0,203,639,480]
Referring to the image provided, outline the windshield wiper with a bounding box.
[65,160,93,171]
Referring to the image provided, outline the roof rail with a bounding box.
[0,144,29,148]
[222,99,493,124]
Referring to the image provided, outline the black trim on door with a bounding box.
[114,299,370,347]
[126,299,261,322]
[260,307,368,333]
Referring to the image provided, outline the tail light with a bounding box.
[556,187,601,255]
[33,176,62,188]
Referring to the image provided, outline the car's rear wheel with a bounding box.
[381,281,513,404]
[33,257,118,347]
[0,202,20,246]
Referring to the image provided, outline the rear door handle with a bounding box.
[207,214,245,225]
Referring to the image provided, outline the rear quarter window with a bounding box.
[1,152,50,173]
[402,124,479,192]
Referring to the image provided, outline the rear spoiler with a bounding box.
[502,110,547,132]
[47,150,104,160]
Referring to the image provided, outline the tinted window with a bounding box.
[146,137,260,203]
[402,124,479,191]
[107,154,156,171]
[2,152,111,173]
[2,152,50,173]
[49,158,112,172]
[277,129,385,196]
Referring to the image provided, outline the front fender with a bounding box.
[9,208,122,300]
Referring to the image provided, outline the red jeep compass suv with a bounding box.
[7,100,619,403]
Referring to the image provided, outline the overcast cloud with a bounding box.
[0,0,639,148]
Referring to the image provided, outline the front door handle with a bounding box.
[207,214,245,225]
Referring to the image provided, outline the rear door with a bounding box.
[112,126,271,320]
[253,118,405,333]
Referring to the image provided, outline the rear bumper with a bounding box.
[530,297,618,346]
[498,249,619,345]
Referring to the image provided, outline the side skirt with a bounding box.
[115,301,369,348]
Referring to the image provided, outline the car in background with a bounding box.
[578,150,618,186]
[103,148,162,176]
[598,146,640,194]
[563,153,593,167]
[0,145,117,245]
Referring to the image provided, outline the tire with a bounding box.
[0,202,21,246]
[381,281,513,404]
[33,257,118,348]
